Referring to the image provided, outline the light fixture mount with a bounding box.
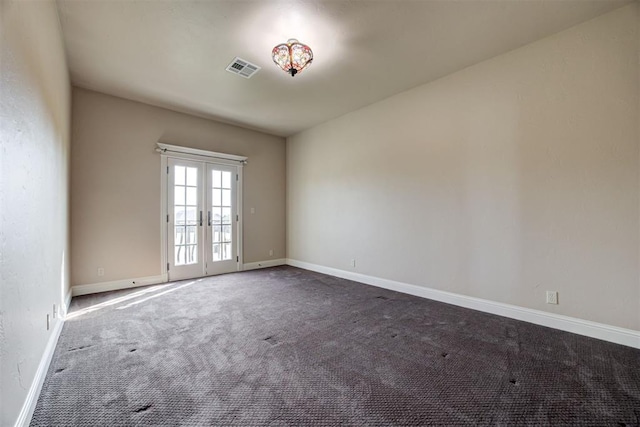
[272,38,313,77]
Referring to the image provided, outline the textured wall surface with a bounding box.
[287,5,639,330]
[0,1,71,425]
[71,88,286,286]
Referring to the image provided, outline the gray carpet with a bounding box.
[31,266,639,426]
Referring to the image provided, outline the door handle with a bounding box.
[199,210,203,226]
[207,211,211,226]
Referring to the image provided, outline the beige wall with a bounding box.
[287,4,640,330]
[71,88,285,286]
[0,1,71,425]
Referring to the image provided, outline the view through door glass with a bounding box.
[211,169,233,261]
[174,165,199,265]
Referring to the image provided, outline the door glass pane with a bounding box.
[174,186,185,205]
[212,170,222,188]
[213,225,222,243]
[222,189,231,207]
[186,187,197,205]
[222,243,232,261]
[175,226,186,245]
[212,208,222,225]
[186,207,197,225]
[222,225,231,242]
[174,206,186,225]
[175,246,185,265]
[186,168,198,186]
[222,171,231,188]
[222,207,231,224]
[212,189,221,206]
[175,166,185,185]
[186,226,197,244]
[186,245,197,264]
[212,243,221,261]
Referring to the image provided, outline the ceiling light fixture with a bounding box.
[272,39,313,77]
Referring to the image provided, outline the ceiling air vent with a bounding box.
[225,57,261,79]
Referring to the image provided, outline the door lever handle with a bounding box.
[199,210,203,226]
[207,211,211,226]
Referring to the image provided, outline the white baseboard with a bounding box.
[243,258,287,271]
[286,259,640,349]
[14,293,72,427]
[72,274,168,297]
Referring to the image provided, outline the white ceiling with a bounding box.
[56,0,632,137]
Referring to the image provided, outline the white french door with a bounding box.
[167,158,240,281]
[205,163,238,276]
[168,158,203,281]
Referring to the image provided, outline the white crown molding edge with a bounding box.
[71,274,168,297]
[242,258,287,271]
[14,292,72,427]
[285,258,640,349]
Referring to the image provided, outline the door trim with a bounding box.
[167,158,205,280]
[157,142,248,164]
[159,147,246,279]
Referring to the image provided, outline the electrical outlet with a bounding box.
[269,249,274,257]
[250,207,255,214]
[351,259,356,268]
[546,291,558,305]
[97,267,104,277]
[53,304,57,319]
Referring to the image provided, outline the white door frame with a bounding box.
[158,143,247,280]
[167,157,206,280]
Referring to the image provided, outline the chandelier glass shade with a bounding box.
[272,39,313,77]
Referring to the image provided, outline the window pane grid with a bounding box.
[211,170,233,262]
[174,165,198,266]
